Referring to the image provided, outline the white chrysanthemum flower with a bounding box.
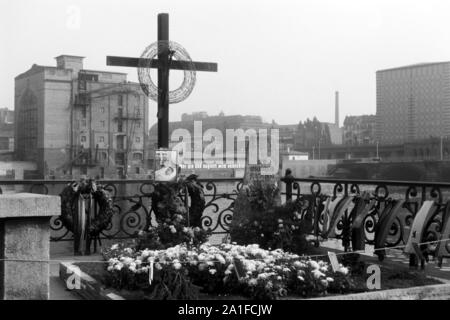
[121,257,134,265]
[141,249,151,258]
[257,273,268,280]
[320,266,329,272]
[173,262,182,270]
[209,269,217,275]
[111,244,119,250]
[312,269,325,279]
[307,260,320,270]
[338,267,349,275]
[248,279,258,286]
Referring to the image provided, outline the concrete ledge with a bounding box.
[311,282,450,300]
[0,193,60,218]
[59,261,125,300]
[1,193,60,300]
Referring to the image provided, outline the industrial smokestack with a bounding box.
[335,91,339,127]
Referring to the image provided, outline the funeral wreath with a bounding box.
[59,178,115,237]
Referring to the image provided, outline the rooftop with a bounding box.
[54,54,85,60]
[377,61,450,73]
[15,64,127,80]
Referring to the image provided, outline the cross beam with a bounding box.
[106,57,218,72]
[106,13,218,149]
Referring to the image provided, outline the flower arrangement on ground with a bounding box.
[135,174,210,251]
[104,243,354,300]
[230,180,314,255]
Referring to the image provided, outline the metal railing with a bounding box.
[0,176,449,262]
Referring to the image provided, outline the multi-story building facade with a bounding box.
[376,62,450,144]
[343,115,376,145]
[14,55,149,179]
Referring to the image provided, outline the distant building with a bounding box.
[0,108,14,153]
[376,62,450,144]
[276,124,297,153]
[148,111,272,153]
[14,55,149,179]
[293,117,343,151]
[181,112,208,122]
[147,112,276,177]
[325,123,343,145]
[294,118,331,150]
[343,115,376,145]
[0,108,14,124]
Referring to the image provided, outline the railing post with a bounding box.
[281,169,294,202]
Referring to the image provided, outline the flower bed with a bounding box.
[62,243,435,300]
[101,243,353,300]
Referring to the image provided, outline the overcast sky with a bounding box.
[2,0,450,126]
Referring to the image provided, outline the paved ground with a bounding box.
[318,238,450,282]
[49,254,104,300]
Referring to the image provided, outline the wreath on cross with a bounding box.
[59,178,115,237]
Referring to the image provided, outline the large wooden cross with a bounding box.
[106,13,218,149]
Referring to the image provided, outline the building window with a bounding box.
[82,106,87,118]
[81,119,87,127]
[100,152,107,160]
[115,152,125,165]
[81,136,86,142]
[118,121,123,132]
[135,136,141,143]
[136,121,141,128]
[99,136,105,143]
[100,120,105,127]
[136,108,141,116]
[135,167,140,174]
[133,152,143,161]
[118,95,123,106]
[116,135,125,150]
